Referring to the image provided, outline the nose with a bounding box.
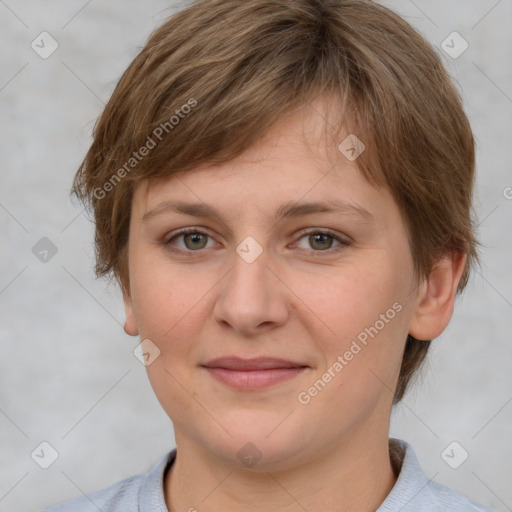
[213,245,290,336]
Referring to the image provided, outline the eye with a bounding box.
[165,228,217,253]
[163,227,349,256]
[293,229,348,253]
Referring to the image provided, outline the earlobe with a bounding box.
[408,252,467,341]
[122,287,139,336]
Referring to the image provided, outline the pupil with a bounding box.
[186,233,206,249]
[311,233,331,250]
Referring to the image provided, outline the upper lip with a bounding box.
[201,357,308,370]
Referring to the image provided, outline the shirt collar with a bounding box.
[138,439,426,511]
[139,449,176,511]
[377,438,432,511]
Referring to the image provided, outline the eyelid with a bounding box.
[289,227,350,254]
[164,227,221,254]
[163,226,215,244]
[293,227,351,243]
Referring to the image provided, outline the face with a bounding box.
[123,98,421,470]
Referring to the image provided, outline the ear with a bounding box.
[122,283,139,336]
[408,252,467,341]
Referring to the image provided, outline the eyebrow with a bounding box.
[142,199,374,223]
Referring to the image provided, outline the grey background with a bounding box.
[1,1,511,511]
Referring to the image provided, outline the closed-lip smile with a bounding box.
[201,357,309,390]
[202,356,308,370]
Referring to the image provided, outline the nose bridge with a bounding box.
[213,238,288,332]
[226,241,272,310]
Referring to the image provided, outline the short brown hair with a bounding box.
[72,0,477,403]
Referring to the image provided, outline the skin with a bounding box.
[123,97,466,511]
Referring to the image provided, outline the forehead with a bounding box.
[132,96,395,226]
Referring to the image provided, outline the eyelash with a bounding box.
[163,227,350,257]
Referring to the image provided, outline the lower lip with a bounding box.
[203,367,307,390]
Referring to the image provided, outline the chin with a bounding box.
[199,413,314,472]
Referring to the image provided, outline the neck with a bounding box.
[164,427,397,512]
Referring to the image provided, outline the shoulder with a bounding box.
[41,451,175,512]
[425,479,495,511]
[379,439,495,512]
[41,473,143,512]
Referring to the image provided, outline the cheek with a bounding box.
[129,245,206,339]
[294,254,410,397]
[129,267,208,416]
[296,256,407,344]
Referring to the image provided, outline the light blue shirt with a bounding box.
[43,439,495,511]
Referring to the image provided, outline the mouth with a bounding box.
[201,357,309,390]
